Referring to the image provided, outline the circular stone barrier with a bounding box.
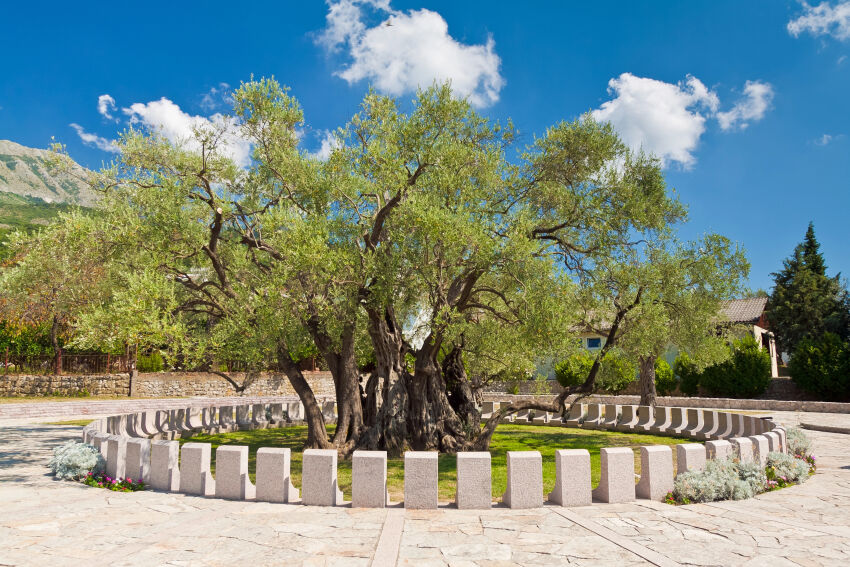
[80,400,787,509]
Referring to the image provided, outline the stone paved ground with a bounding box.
[0,409,848,566]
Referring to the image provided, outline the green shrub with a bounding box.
[766,451,810,484]
[554,349,636,393]
[654,358,676,396]
[674,353,700,397]
[689,336,771,398]
[672,457,765,503]
[789,333,850,399]
[48,441,105,480]
[137,351,164,372]
[785,426,813,458]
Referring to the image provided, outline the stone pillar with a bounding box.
[502,451,543,509]
[404,451,439,509]
[480,401,495,418]
[215,445,255,500]
[731,437,754,463]
[565,403,585,427]
[106,436,127,480]
[764,431,781,453]
[592,447,635,503]
[185,408,204,431]
[636,446,673,501]
[138,412,158,437]
[676,444,706,475]
[125,438,151,484]
[667,408,687,436]
[748,435,769,467]
[695,411,718,440]
[321,401,336,422]
[616,406,639,432]
[775,427,787,454]
[150,440,180,491]
[649,406,672,434]
[684,408,703,438]
[268,404,284,425]
[634,406,655,432]
[251,404,268,429]
[180,443,215,496]
[235,405,252,430]
[352,450,389,508]
[256,447,299,503]
[548,449,591,507]
[302,449,343,506]
[714,412,734,439]
[582,404,603,429]
[600,404,619,430]
[729,414,747,438]
[455,452,491,510]
[218,406,234,429]
[705,439,733,461]
[287,401,303,421]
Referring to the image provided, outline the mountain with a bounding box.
[0,140,98,207]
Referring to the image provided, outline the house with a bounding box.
[568,297,780,377]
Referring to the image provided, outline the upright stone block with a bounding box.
[676,443,706,475]
[616,406,639,432]
[503,451,543,509]
[600,404,619,429]
[764,431,781,453]
[321,401,337,422]
[455,452,491,510]
[731,437,754,463]
[667,408,687,436]
[684,409,703,437]
[215,445,255,500]
[548,449,591,507]
[138,412,158,437]
[287,401,304,421]
[125,438,151,483]
[634,406,654,432]
[251,404,268,429]
[150,440,180,491]
[636,446,673,501]
[185,408,203,430]
[179,443,215,496]
[352,451,389,508]
[268,404,284,425]
[649,406,673,434]
[235,405,252,429]
[695,411,718,440]
[776,427,787,454]
[730,414,747,438]
[480,401,496,418]
[302,449,343,506]
[565,403,585,427]
[255,447,299,503]
[106,436,126,480]
[218,406,234,429]
[705,439,733,461]
[714,412,734,439]
[404,452,438,509]
[92,433,110,460]
[749,435,770,467]
[592,447,635,503]
[582,404,603,429]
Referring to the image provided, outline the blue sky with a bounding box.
[1,1,848,291]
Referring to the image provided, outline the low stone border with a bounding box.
[800,422,850,435]
[77,400,789,511]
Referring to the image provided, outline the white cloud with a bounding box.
[97,94,118,121]
[69,123,119,153]
[788,1,850,40]
[716,81,774,131]
[311,130,340,161]
[816,133,834,145]
[318,0,504,108]
[591,73,719,168]
[200,82,233,112]
[123,97,252,167]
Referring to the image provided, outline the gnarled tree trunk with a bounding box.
[639,355,657,407]
[277,342,332,449]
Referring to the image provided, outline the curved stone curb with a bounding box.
[80,401,787,511]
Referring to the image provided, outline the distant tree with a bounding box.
[768,222,850,354]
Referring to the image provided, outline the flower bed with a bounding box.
[83,472,146,492]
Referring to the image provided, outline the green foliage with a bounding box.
[554,351,593,388]
[554,348,636,393]
[768,223,850,354]
[789,332,850,399]
[48,441,105,480]
[766,451,810,484]
[674,353,701,396]
[0,320,54,356]
[137,351,165,373]
[654,358,676,396]
[685,336,771,398]
[785,426,813,458]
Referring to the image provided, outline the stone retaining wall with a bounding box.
[0,371,336,399]
[80,399,788,511]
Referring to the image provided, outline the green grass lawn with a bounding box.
[41,419,95,426]
[183,424,694,502]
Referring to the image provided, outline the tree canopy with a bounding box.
[0,79,748,453]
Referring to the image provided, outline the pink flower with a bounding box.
[127,478,132,483]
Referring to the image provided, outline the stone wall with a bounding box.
[0,371,336,399]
